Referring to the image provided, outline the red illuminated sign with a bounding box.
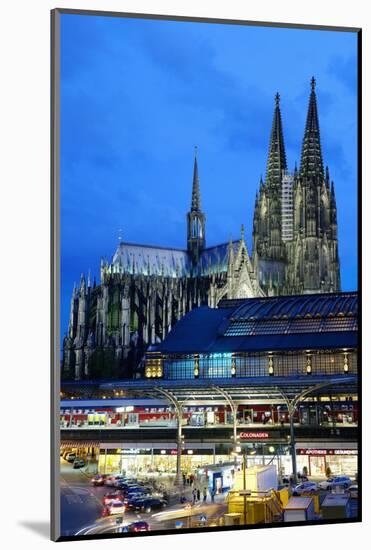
[239,432,269,439]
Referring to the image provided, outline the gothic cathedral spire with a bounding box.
[287,77,341,294]
[187,147,206,266]
[300,77,324,178]
[266,92,287,187]
[252,93,288,294]
[191,146,201,211]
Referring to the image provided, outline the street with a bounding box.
[60,460,227,536]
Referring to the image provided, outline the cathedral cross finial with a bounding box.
[194,145,198,158]
[311,76,316,91]
[275,92,280,106]
[240,223,245,239]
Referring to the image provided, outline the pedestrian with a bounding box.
[183,473,186,487]
[210,488,215,503]
[203,488,207,503]
[190,474,194,486]
[197,488,201,501]
[192,488,197,504]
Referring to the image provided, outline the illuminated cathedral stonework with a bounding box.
[62,79,340,380]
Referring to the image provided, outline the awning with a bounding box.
[60,441,99,449]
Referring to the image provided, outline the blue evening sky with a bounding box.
[60,14,358,338]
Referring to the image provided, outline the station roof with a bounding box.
[155,292,358,354]
[98,375,357,403]
[60,398,167,409]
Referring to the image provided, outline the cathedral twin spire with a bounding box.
[300,76,324,178]
[253,77,340,294]
[266,92,288,187]
[265,76,324,186]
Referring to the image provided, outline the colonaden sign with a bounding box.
[239,432,269,439]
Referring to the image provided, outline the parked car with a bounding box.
[318,476,352,490]
[348,484,358,498]
[65,453,76,463]
[103,493,125,506]
[125,488,149,497]
[105,474,125,487]
[128,497,167,513]
[113,478,137,488]
[292,481,318,496]
[103,500,126,516]
[73,458,85,469]
[115,483,147,494]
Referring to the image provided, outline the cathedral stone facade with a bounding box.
[62,78,340,381]
[253,78,340,296]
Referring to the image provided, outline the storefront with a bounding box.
[296,447,358,477]
[97,443,229,477]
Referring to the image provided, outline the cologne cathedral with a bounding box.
[62,78,340,380]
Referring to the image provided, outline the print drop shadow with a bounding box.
[18,521,50,539]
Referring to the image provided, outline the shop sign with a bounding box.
[120,448,141,455]
[297,449,357,456]
[239,431,269,439]
[153,448,214,456]
[332,449,357,455]
[298,449,327,456]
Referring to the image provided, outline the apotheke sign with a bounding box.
[297,449,357,456]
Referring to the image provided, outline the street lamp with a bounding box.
[231,444,248,525]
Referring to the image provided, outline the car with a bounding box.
[73,458,85,469]
[126,521,150,532]
[292,481,318,496]
[91,474,107,486]
[115,478,139,487]
[65,453,77,463]
[113,479,138,488]
[129,497,167,513]
[105,474,125,487]
[103,500,126,516]
[115,482,146,493]
[123,494,151,508]
[103,492,125,506]
[318,476,352,491]
[348,484,358,498]
[124,488,148,498]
